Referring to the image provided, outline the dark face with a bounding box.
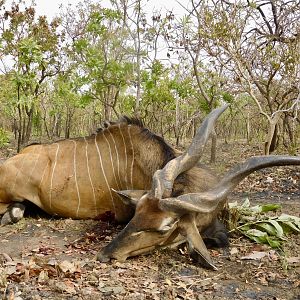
[97,194,182,262]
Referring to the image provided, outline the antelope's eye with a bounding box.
[131,231,144,237]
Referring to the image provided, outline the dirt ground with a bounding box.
[0,141,300,300]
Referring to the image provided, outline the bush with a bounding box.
[0,128,10,147]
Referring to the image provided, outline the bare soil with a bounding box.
[0,141,300,300]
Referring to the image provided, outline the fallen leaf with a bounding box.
[5,265,17,275]
[58,260,77,273]
[258,275,268,286]
[165,279,172,286]
[1,253,12,262]
[47,259,58,266]
[38,270,49,283]
[98,285,125,294]
[241,251,267,260]
[230,247,239,255]
[286,257,300,264]
[55,281,76,294]
[294,280,300,287]
[268,250,278,261]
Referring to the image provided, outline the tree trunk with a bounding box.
[264,115,280,155]
[24,108,34,145]
[175,97,180,146]
[17,105,22,153]
[134,0,142,118]
[246,108,251,144]
[283,113,299,154]
[65,108,72,139]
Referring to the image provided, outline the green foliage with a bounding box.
[222,92,234,104]
[87,9,121,34]
[198,99,211,114]
[73,38,89,52]
[118,95,135,115]
[229,199,300,249]
[0,2,61,146]
[0,128,10,147]
[170,77,194,99]
[64,2,135,120]
[141,60,176,109]
[18,37,43,65]
[52,74,83,112]
[0,0,298,149]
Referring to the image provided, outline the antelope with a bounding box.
[96,106,300,269]
[0,105,299,269]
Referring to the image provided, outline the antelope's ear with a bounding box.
[112,189,148,206]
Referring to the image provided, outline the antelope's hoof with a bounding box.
[1,203,26,225]
[1,213,12,226]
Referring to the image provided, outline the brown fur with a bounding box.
[0,119,215,222]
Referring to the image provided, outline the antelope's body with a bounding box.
[1,107,300,269]
[0,119,216,222]
[0,120,174,220]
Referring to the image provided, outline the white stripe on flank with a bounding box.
[49,143,59,209]
[127,126,134,188]
[11,153,26,193]
[84,137,97,214]
[94,134,115,212]
[108,130,122,189]
[118,124,128,189]
[39,160,50,189]
[71,140,81,217]
[26,151,41,185]
[103,131,121,190]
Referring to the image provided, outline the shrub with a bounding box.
[0,128,10,147]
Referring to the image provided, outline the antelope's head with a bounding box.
[97,105,300,269]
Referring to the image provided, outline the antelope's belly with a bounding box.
[39,178,114,219]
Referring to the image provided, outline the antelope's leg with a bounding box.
[1,202,26,225]
[0,203,10,215]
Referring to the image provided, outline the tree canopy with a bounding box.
[0,0,299,154]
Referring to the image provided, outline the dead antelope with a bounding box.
[97,106,300,269]
[0,105,299,269]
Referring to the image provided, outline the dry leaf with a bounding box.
[58,260,77,273]
[55,281,76,294]
[0,269,7,288]
[38,270,49,283]
[1,253,12,262]
[230,247,239,255]
[5,265,17,275]
[165,279,172,286]
[241,251,267,260]
[286,257,300,264]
